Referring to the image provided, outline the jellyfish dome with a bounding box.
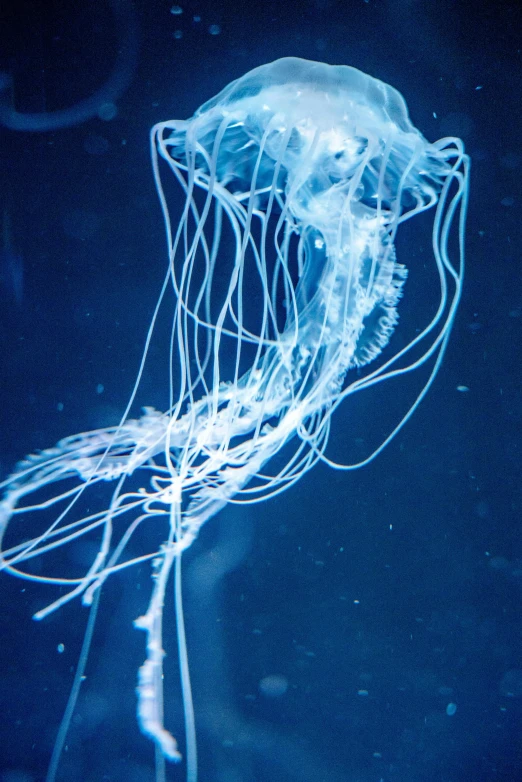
[0,58,469,781]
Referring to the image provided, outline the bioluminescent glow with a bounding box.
[0,58,469,782]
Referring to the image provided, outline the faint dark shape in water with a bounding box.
[0,0,137,132]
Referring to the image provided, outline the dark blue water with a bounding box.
[0,1,520,781]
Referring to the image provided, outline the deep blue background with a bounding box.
[0,1,520,781]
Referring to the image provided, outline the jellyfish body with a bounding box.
[0,58,469,780]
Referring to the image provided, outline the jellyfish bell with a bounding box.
[0,58,469,781]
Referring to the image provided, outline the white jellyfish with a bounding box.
[0,58,469,782]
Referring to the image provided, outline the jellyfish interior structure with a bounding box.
[0,58,469,781]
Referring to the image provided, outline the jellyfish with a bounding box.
[0,58,469,782]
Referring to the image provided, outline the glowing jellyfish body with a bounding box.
[0,58,469,781]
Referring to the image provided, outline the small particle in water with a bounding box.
[57,643,65,653]
[209,24,221,35]
[96,384,104,394]
[173,29,183,39]
[456,385,469,392]
[98,102,117,121]
[170,5,183,14]
[501,196,514,207]
[499,668,522,698]
[475,501,489,519]
[446,702,457,716]
[357,689,369,697]
[475,85,483,90]
[57,402,64,411]
[489,556,509,571]
[259,674,288,698]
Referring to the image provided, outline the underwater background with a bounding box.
[0,1,520,781]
